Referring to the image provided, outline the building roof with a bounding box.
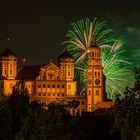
[94,101,114,110]
[16,64,45,80]
[89,36,100,48]
[16,62,59,80]
[0,48,16,58]
[58,49,74,60]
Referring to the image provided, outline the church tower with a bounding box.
[0,38,17,80]
[87,38,104,112]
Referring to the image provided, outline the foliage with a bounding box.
[112,67,140,140]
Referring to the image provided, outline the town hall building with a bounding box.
[0,38,113,115]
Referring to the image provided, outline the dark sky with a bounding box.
[0,0,139,66]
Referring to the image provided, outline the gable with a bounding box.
[42,62,60,70]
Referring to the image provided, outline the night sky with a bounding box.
[0,0,139,67]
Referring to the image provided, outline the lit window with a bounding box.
[43,84,46,88]
[82,101,84,105]
[92,52,94,58]
[96,90,99,96]
[10,70,12,75]
[95,71,97,76]
[68,71,70,76]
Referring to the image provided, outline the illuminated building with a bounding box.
[0,38,113,115]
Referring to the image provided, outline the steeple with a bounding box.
[6,37,10,48]
[0,37,17,80]
[86,36,104,112]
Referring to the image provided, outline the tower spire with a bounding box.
[92,36,96,46]
[5,37,11,48]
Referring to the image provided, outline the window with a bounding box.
[62,93,64,96]
[10,70,12,75]
[62,85,64,88]
[92,52,94,58]
[4,70,6,74]
[68,71,70,76]
[38,93,41,96]
[68,85,71,89]
[28,85,30,88]
[95,71,97,76]
[98,71,100,77]
[38,84,41,88]
[96,90,99,96]
[48,93,50,96]
[43,84,46,88]
[43,93,46,96]
[57,85,60,88]
[57,93,60,96]
[53,93,55,96]
[47,85,50,88]
[82,101,84,105]
[52,85,55,88]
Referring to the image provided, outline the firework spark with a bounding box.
[63,18,114,64]
[63,18,131,99]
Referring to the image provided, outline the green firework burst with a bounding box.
[63,18,131,99]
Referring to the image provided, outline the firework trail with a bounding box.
[63,18,131,99]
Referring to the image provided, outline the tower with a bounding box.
[58,49,74,81]
[87,38,104,112]
[58,49,76,96]
[0,38,17,80]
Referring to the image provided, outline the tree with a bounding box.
[112,67,140,140]
[0,80,30,140]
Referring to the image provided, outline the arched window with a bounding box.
[95,71,97,76]
[98,71,100,77]
[92,52,94,58]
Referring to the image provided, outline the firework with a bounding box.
[101,43,131,98]
[63,18,131,99]
[63,18,114,64]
